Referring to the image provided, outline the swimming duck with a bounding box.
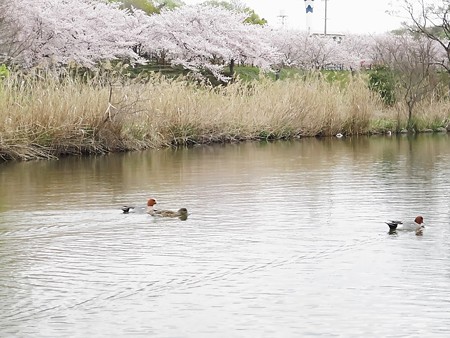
[154,208,188,220]
[142,198,188,220]
[385,216,424,231]
[148,198,188,220]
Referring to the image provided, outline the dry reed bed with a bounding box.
[0,73,449,161]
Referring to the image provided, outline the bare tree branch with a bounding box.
[399,0,450,74]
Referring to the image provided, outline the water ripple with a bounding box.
[2,136,450,337]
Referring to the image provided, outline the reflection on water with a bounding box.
[1,134,450,337]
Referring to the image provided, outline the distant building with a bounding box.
[311,32,345,42]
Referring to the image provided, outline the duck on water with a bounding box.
[386,216,425,236]
[147,198,188,220]
[122,198,188,220]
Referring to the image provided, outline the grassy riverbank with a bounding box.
[0,71,449,161]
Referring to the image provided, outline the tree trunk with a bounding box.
[229,59,235,76]
[407,100,414,131]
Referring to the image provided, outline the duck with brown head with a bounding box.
[385,215,424,232]
[148,198,188,220]
[139,198,189,220]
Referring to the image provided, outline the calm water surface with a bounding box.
[1,135,450,337]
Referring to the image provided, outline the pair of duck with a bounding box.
[122,198,188,220]
[386,216,425,236]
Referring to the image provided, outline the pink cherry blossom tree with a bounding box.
[267,29,310,68]
[269,28,375,71]
[138,5,281,81]
[1,0,143,68]
[1,0,392,84]
[338,34,377,70]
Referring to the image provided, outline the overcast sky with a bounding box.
[183,0,411,34]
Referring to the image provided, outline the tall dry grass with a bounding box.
[0,71,449,161]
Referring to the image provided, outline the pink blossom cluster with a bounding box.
[0,0,447,79]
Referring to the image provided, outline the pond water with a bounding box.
[1,134,450,337]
